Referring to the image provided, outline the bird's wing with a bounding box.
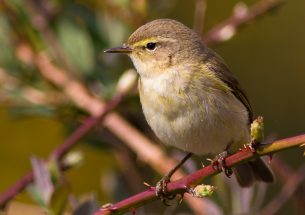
[203,48,253,123]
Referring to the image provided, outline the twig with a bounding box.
[193,0,207,34]
[203,0,284,46]
[94,134,305,215]
[260,163,305,215]
[24,0,82,75]
[0,68,65,106]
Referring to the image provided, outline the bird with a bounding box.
[105,18,273,198]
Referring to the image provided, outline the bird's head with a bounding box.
[105,19,205,78]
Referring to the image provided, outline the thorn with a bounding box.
[206,158,213,162]
[143,182,152,187]
[131,208,136,215]
[143,182,154,191]
[101,203,113,209]
[100,203,118,212]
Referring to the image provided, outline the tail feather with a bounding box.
[233,158,274,187]
[233,163,255,187]
[248,158,274,183]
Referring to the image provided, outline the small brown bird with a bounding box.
[106,19,273,192]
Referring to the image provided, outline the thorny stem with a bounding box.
[94,134,305,215]
[203,0,285,46]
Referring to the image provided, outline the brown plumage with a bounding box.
[106,18,274,187]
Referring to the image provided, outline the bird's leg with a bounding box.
[156,152,193,205]
[211,150,233,177]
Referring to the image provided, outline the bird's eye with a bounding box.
[145,42,157,51]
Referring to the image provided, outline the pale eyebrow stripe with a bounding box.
[131,37,177,46]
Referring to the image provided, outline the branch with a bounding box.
[193,0,207,35]
[94,134,305,215]
[203,0,284,46]
[0,68,65,106]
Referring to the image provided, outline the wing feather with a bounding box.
[203,48,253,123]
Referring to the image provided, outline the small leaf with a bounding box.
[62,151,83,169]
[251,116,264,143]
[188,184,216,198]
[47,155,61,185]
[8,106,54,118]
[27,185,47,208]
[99,14,129,47]
[30,156,54,205]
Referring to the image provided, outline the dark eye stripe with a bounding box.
[146,42,156,50]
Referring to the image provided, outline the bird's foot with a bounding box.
[211,151,233,177]
[155,175,176,206]
[248,140,259,153]
[155,153,192,205]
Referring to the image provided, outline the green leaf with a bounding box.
[27,185,48,208]
[30,156,54,205]
[48,155,61,185]
[57,19,94,75]
[98,14,129,47]
[8,106,55,118]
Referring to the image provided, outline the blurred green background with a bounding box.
[0,0,304,214]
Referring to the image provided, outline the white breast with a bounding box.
[138,66,250,155]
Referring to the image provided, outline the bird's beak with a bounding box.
[104,45,132,54]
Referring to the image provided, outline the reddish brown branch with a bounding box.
[94,134,305,215]
[203,0,284,46]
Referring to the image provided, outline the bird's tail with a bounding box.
[233,158,274,187]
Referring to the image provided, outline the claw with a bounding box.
[154,153,193,206]
[156,176,176,206]
[211,151,232,177]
